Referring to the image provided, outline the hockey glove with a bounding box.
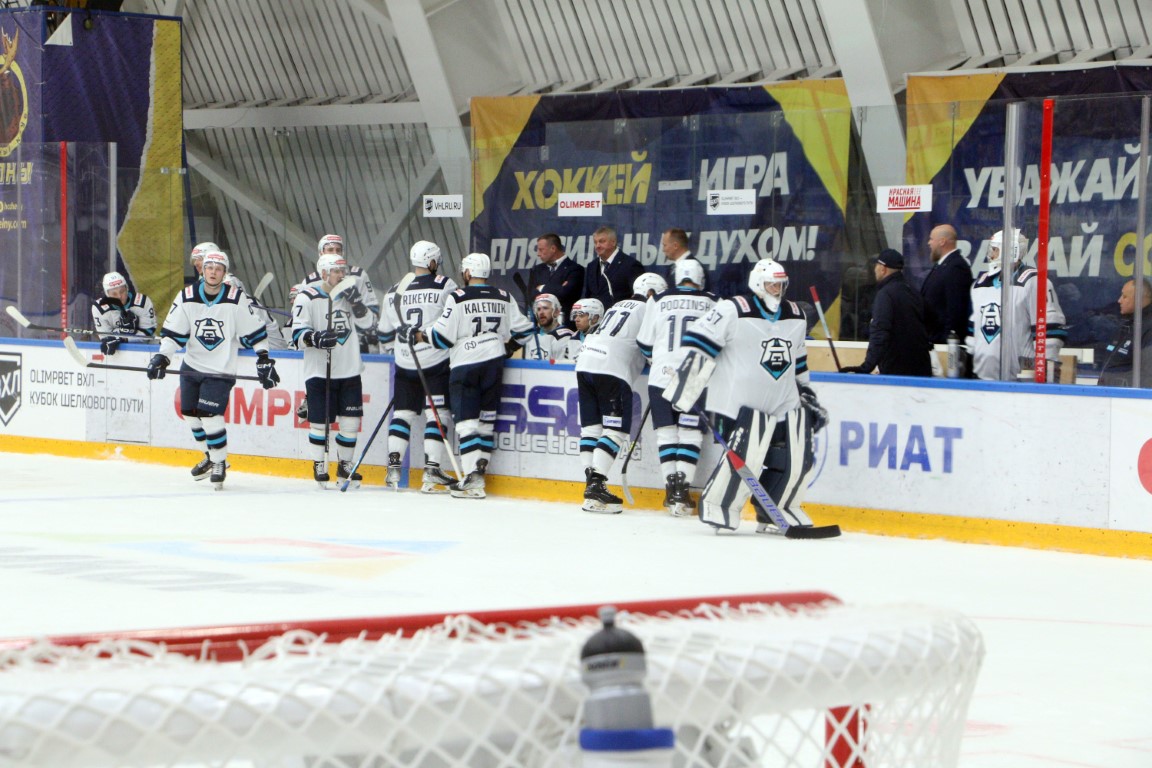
[146,354,170,380]
[100,336,121,356]
[305,329,339,349]
[344,286,369,319]
[396,325,417,345]
[798,384,828,433]
[295,399,309,420]
[118,311,139,334]
[662,349,716,413]
[504,339,523,358]
[256,351,279,389]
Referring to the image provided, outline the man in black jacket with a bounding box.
[583,225,644,310]
[1098,278,1152,388]
[842,249,932,377]
[526,233,583,325]
[920,224,973,343]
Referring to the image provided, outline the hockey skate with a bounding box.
[209,460,227,490]
[385,452,402,489]
[669,471,694,517]
[582,471,622,514]
[191,452,213,481]
[421,462,456,494]
[337,460,362,489]
[450,459,487,499]
[313,460,330,489]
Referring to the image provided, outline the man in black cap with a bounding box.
[841,249,933,377]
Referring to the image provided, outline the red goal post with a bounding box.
[0,592,984,768]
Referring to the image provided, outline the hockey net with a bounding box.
[0,592,984,767]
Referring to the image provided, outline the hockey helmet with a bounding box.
[988,229,1027,274]
[534,293,562,313]
[461,252,492,279]
[317,234,344,255]
[410,240,441,269]
[189,241,219,266]
[317,252,348,277]
[633,272,668,298]
[673,259,705,288]
[748,259,788,312]
[200,250,229,272]
[570,297,604,324]
[101,271,127,294]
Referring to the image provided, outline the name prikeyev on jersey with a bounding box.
[429,284,533,366]
[290,285,364,380]
[682,294,809,420]
[159,283,270,375]
[378,273,457,369]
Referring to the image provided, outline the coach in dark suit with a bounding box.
[583,225,644,309]
[842,249,932,377]
[920,224,973,343]
[526,233,584,324]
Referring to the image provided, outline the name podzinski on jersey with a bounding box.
[656,297,714,311]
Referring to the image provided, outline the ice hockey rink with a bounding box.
[0,451,1148,768]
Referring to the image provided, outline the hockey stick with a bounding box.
[619,398,653,505]
[247,297,292,318]
[807,286,842,372]
[252,272,274,302]
[512,272,544,360]
[61,337,262,381]
[6,305,156,342]
[340,393,397,492]
[696,408,841,540]
[393,272,465,481]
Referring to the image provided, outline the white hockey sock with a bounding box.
[388,410,418,459]
[656,426,678,478]
[580,424,603,469]
[335,416,360,462]
[592,429,628,476]
[201,414,228,463]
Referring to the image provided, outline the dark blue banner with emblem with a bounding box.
[472,84,852,331]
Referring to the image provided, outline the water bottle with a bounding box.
[579,606,675,767]
[946,332,961,379]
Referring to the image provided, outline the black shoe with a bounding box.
[669,471,693,517]
[337,460,362,487]
[582,472,622,514]
[191,452,212,481]
[210,460,227,489]
[313,460,330,486]
[663,473,677,509]
[386,451,402,488]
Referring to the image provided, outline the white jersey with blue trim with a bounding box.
[378,272,457,370]
[302,264,380,319]
[967,267,1067,381]
[158,281,270,375]
[681,294,809,420]
[429,284,534,367]
[289,285,364,380]
[575,296,649,384]
[524,326,576,362]
[91,292,156,337]
[636,287,718,389]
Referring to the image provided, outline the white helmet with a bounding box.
[317,234,343,255]
[633,272,668,298]
[190,241,219,266]
[317,253,348,277]
[748,259,788,312]
[288,282,305,305]
[571,297,604,325]
[988,229,1027,274]
[101,271,127,294]
[410,240,441,269]
[461,252,491,279]
[673,258,705,288]
[534,293,562,313]
[200,249,229,272]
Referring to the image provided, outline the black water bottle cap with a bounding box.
[580,606,644,659]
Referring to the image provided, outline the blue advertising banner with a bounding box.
[472,84,852,326]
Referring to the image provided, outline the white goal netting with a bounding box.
[0,593,984,768]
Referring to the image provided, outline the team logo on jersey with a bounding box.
[759,338,792,379]
[0,352,20,426]
[979,302,1001,343]
[194,318,227,351]
[329,311,353,344]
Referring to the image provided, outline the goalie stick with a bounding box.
[340,394,397,492]
[392,272,465,482]
[619,399,652,505]
[511,272,544,360]
[61,337,262,381]
[6,306,156,343]
[696,408,841,540]
[807,286,842,372]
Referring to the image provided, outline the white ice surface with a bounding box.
[0,452,1149,767]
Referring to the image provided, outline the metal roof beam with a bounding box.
[184,102,426,130]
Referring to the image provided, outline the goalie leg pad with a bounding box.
[699,408,775,530]
[757,408,816,527]
[662,350,716,414]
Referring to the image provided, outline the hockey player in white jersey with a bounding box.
[189,241,247,293]
[290,252,366,488]
[967,228,1067,381]
[560,297,603,363]
[636,259,717,516]
[301,235,381,346]
[91,271,156,356]
[524,293,576,362]
[377,240,460,493]
[664,259,829,534]
[148,249,279,489]
[574,273,666,513]
[414,253,533,499]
